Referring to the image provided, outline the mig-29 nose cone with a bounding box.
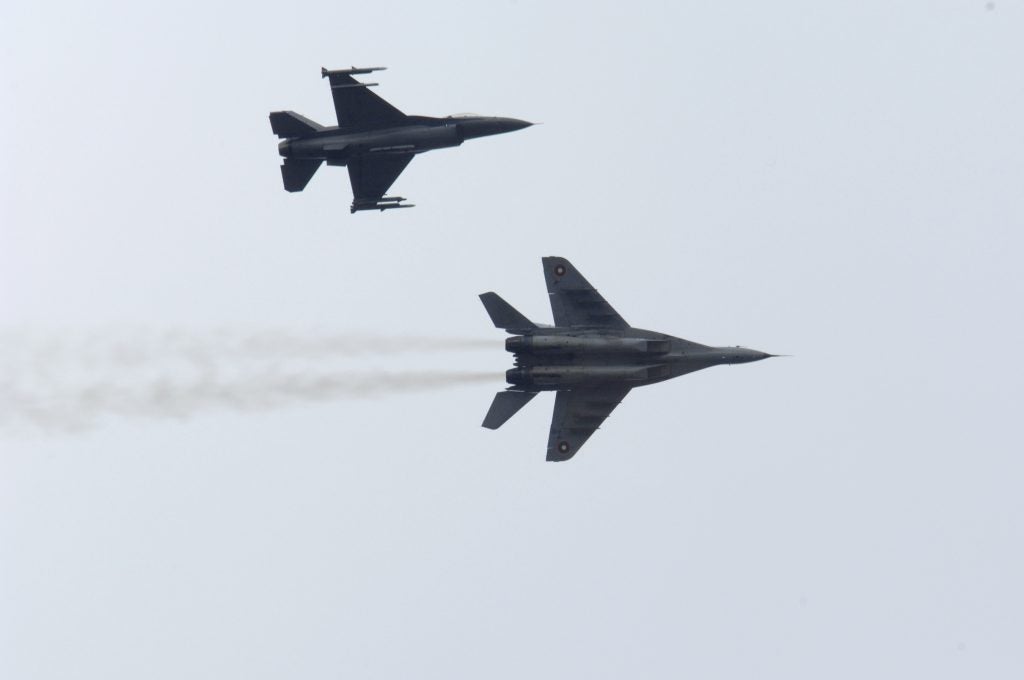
[722,348,777,364]
[458,117,533,140]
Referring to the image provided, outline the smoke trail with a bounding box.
[1,329,492,372]
[1,369,498,433]
[0,330,501,433]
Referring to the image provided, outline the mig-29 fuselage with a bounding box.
[480,257,777,461]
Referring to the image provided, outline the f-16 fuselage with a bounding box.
[270,67,531,212]
[502,329,771,390]
[278,115,531,164]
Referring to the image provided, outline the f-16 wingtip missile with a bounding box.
[378,203,415,212]
[321,66,387,78]
[349,196,414,213]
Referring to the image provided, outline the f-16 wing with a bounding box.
[546,386,631,461]
[542,256,629,330]
[347,153,415,213]
[321,67,407,128]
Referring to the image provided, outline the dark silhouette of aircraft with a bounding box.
[480,257,779,461]
[270,67,532,213]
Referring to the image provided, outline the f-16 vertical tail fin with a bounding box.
[269,111,325,138]
[280,158,323,192]
[479,292,536,333]
[482,390,538,430]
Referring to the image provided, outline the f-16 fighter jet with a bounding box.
[480,257,779,461]
[270,67,532,213]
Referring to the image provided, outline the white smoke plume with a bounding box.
[0,329,500,433]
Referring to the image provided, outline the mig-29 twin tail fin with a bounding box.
[479,292,540,431]
[479,293,537,334]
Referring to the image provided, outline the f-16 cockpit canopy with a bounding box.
[446,113,483,118]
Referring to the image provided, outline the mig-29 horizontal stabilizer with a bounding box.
[269,111,325,138]
[280,158,323,192]
[479,292,537,333]
[482,390,538,430]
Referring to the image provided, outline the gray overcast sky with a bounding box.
[2,1,1023,678]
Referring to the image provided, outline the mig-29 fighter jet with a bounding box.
[480,257,780,461]
[270,67,532,213]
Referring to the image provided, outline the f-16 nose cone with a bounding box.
[459,117,533,140]
[502,117,534,132]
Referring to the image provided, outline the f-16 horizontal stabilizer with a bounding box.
[280,158,322,192]
[269,111,324,138]
[479,293,537,333]
[482,390,538,430]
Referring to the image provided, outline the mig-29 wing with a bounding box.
[546,386,632,461]
[321,67,407,128]
[542,257,630,330]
